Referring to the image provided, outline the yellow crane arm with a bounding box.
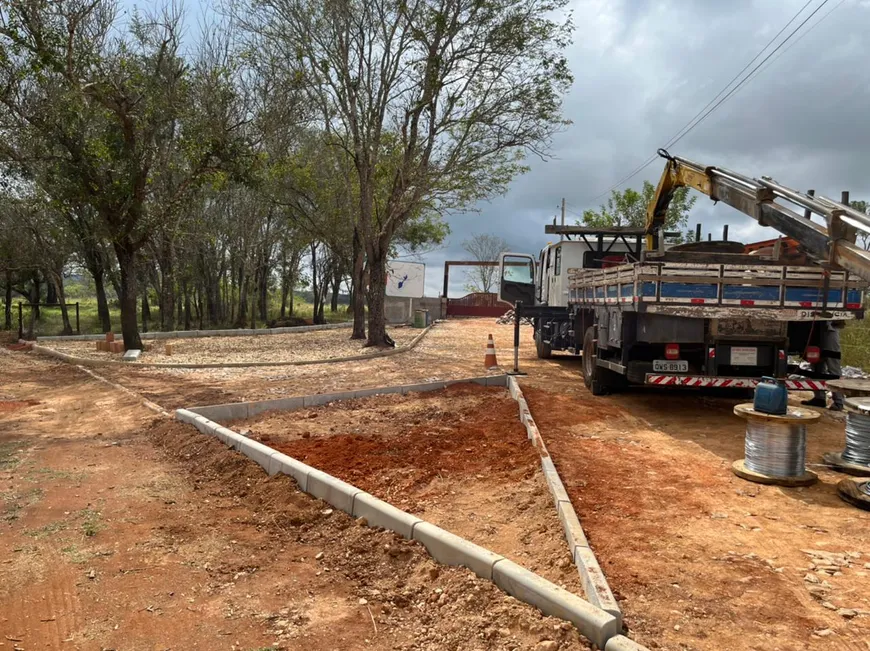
[642,149,870,282]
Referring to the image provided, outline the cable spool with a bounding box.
[744,421,808,477]
[823,397,870,477]
[837,478,870,511]
[732,404,820,487]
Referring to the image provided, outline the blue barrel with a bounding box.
[754,377,788,415]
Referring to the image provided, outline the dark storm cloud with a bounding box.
[431,0,870,296]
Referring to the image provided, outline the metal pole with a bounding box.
[804,189,815,220]
[695,223,702,242]
[507,301,527,376]
[75,302,80,334]
[723,224,729,241]
[560,198,566,242]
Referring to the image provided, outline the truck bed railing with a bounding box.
[567,262,864,316]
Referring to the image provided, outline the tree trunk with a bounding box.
[158,236,176,331]
[4,271,12,330]
[330,267,341,312]
[141,291,151,333]
[182,277,192,330]
[46,279,58,305]
[114,243,143,350]
[236,266,248,328]
[52,272,73,336]
[350,229,366,339]
[92,268,111,333]
[31,274,41,321]
[310,242,322,325]
[366,247,388,347]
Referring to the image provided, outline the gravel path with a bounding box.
[45,326,419,365]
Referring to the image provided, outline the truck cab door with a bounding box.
[498,253,536,306]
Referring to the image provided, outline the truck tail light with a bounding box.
[778,349,786,361]
[665,343,680,360]
[805,346,821,364]
[708,347,716,359]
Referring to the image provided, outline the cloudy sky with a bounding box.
[427,0,870,296]
[121,0,870,296]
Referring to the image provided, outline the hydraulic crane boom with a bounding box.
[645,149,870,283]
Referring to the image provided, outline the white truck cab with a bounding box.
[537,239,639,307]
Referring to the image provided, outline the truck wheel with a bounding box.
[535,330,552,359]
[582,326,610,395]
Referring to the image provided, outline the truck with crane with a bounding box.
[498,150,870,394]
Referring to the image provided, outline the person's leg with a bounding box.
[827,357,844,410]
[802,361,827,407]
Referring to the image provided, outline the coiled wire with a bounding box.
[843,411,870,466]
[744,421,808,477]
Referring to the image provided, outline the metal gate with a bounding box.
[445,292,510,318]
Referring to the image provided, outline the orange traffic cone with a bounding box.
[484,334,499,369]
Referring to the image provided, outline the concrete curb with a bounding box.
[507,376,623,624]
[172,407,630,649]
[36,322,353,342]
[29,324,434,370]
[188,374,508,421]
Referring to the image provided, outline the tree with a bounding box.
[851,200,870,250]
[239,0,573,346]
[582,181,697,232]
[462,234,509,293]
[0,1,248,348]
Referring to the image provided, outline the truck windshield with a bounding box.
[503,255,534,283]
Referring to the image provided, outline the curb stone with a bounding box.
[30,323,434,369]
[492,558,620,649]
[172,408,627,648]
[506,376,622,627]
[187,375,507,420]
[605,635,651,651]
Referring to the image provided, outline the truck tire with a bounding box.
[582,326,611,395]
[535,329,552,359]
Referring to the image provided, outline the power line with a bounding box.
[580,0,831,207]
[665,0,833,150]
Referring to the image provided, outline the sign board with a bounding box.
[386,261,425,298]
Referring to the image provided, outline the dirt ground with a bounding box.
[0,349,592,650]
[10,317,870,650]
[230,384,581,591]
[43,325,418,365]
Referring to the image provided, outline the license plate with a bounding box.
[653,360,688,373]
[730,346,758,366]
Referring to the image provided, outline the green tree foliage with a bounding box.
[581,181,697,232]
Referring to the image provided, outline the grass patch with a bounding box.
[61,544,90,564]
[0,440,31,471]
[25,467,88,484]
[1,487,44,522]
[80,507,102,538]
[25,519,68,538]
[842,318,870,369]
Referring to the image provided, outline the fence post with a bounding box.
[17,302,22,340]
[75,302,80,334]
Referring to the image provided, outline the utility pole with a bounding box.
[560,198,566,242]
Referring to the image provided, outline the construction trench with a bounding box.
[5,318,870,649]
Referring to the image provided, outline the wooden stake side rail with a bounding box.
[566,262,865,316]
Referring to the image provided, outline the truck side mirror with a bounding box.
[498,253,536,306]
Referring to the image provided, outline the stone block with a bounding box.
[399,381,447,395]
[541,462,572,506]
[575,546,622,621]
[122,349,141,362]
[246,397,305,418]
[558,501,590,551]
[508,376,520,399]
[303,392,353,407]
[485,374,508,386]
[492,559,619,649]
[237,438,277,472]
[106,332,114,343]
[352,386,398,400]
[174,409,199,425]
[190,403,249,422]
[165,343,173,356]
[352,492,422,539]
[306,469,361,514]
[605,635,649,651]
[412,522,503,580]
[267,453,313,490]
